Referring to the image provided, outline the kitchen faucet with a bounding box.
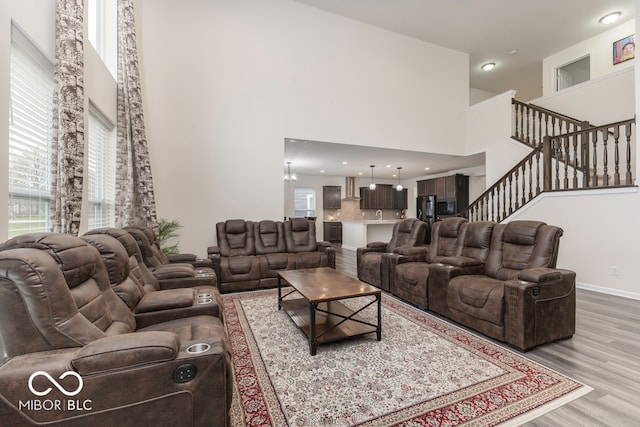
[375,210,383,222]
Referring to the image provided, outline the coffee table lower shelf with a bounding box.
[280,297,380,355]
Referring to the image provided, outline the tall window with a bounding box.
[294,188,316,218]
[8,26,54,238]
[88,0,117,77]
[87,109,116,229]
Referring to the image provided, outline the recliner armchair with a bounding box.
[439,220,575,351]
[389,217,472,308]
[82,228,223,326]
[356,218,427,291]
[124,225,217,289]
[0,233,232,426]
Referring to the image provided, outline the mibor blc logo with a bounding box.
[19,371,92,412]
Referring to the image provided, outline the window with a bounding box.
[294,188,316,218]
[88,0,117,77]
[8,26,54,238]
[555,55,590,92]
[87,109,116,229]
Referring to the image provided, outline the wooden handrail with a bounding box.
[464,110,635,222]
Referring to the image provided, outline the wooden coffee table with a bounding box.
[277,267,382,356]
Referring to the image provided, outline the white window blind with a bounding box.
[8,26,54,238]
[87,109,116,229]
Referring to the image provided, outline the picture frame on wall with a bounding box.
[613,35,635,65]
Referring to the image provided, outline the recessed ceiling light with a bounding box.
[386,165,391,168]
[342,161,348,165]
[424,167,430,171]
[599,12,621,25]
[481,62,496,71]
[358,172,363,175]
[320,170,325,173]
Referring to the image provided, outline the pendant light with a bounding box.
[284,162,296,182]
[396,167,403,191]
[369,165,376,190]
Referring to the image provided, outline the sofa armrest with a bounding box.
[167,253,197,263]
[207,246,220,256]
[366,241,388,249]
[316,240,331,249]
[392,246,429,257]
[504,268,576,351]
[71,332,179,375]
[517,267,562,283]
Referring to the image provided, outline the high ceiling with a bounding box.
[285,1,635,180]
[294,0,635,101]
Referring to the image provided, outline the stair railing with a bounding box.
[512,99,590,148]
[465,116,635,222]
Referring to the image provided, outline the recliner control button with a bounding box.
[174,364,197,383]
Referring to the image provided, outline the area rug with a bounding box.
[223,289,591,426]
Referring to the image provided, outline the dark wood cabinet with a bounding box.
[393,188,408,209]
[359,185,406,209]
[323,222,342,242]
[417,174,469,216]
[322,186,342,209]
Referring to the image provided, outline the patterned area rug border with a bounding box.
[224,289,591,426]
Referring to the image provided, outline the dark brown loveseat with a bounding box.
[207,218,336,293]
[388,219,575,351]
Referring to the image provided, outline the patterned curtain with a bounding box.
[115,0,158,227]
[50,0,84,235]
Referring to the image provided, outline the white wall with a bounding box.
[505,188,640,300]
[543,19,636,97]
[136,0,470,256]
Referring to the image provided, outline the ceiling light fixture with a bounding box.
[481,62,496,71]
[396,167,403,191]
[369,165,376,190]
[599,12,621,25]
[284,161,296,182]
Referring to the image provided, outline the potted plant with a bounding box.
[157,218,182,255]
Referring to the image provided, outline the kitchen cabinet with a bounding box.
[417,174,469,216]
[322,186,342,209]
[323,221,342,242]
[359,185,398,209]
[393,188,408,209]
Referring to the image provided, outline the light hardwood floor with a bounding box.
[334,246,640,426]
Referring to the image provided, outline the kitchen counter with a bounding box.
[341,220,401,250]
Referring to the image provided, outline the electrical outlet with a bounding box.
[610,266,620,276]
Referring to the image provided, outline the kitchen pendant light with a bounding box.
[284,162,296,182]
[396,167,403,191]
[369,165,376,190]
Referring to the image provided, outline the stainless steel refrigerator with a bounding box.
[416,195,436,244]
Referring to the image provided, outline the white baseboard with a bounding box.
[577,282,640,301]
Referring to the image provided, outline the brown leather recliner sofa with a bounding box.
[124,224,218,290]
[356,218,427,292]
[207,218,336,293]
[82,228,223,327]
[389,218,576,351]
[0,233,232,426]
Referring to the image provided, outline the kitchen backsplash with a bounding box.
[324,199,403,221]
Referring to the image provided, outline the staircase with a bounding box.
[464,99,636,222]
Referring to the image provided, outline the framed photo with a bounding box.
[613,35,635,65]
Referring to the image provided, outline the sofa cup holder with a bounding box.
[197,298,212,304]
[186,343,211,354]
[197,293,212,299]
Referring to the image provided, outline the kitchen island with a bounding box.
[341,220,401,250]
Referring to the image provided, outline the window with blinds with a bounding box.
[294,188,316,218]
[8,26,54,238]
[87,109,116,229]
